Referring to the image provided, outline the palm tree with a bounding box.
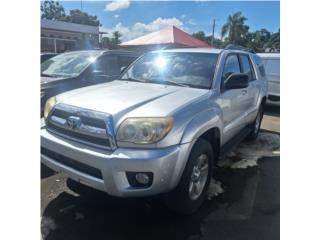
[112,31,122,45]
[221,11,249,45]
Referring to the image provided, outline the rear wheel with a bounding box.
[165,138,214,215]
[247,105,264,140]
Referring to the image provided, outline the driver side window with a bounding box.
[221,54,241,89]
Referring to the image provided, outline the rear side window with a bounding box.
[240,55,255,81]
[252,54,266,77]
[222,54,241,84]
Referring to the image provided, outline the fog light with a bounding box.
[135,173,149,185]
[126,172,153,188]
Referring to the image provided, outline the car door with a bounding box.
[240,54,265,123]
[220,54,251,144]
[239,54,260,116]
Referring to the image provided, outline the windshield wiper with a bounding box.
[121,77,146,83]
[41,73,54,77]
[152,80,190,88]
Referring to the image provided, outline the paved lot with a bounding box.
[41,105,280,240]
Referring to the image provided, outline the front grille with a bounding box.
[41,147,103,179]
[46,104,116,150]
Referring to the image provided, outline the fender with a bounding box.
[180,107,223,145]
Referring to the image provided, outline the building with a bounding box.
[41,19,100,53]
[119,26,213,51]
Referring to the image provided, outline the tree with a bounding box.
[192,31,208,43]
[192,31,225,48]
[265,29,280,51]
[59,9,100,26]
[41,0,65,20]
[101,31,122,49]
[246,28,271,52]
[112,31,122,45]
[41,1,100,26]
[221,11,249,45]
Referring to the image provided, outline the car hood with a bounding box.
[56,80,210,124]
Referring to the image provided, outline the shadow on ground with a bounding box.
[42,156,279,240]
[41,163,55,179]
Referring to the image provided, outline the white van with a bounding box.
[257,53,280,105]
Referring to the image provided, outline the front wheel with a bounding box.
[165,139,214,215]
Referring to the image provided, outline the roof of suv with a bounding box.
[153,48,223,54]
[62,49,140,55]
[152,48,257,55]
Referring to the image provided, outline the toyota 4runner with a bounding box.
[41,47,267,214]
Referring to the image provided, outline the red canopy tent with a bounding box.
[119,26,213,49]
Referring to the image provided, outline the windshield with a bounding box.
[121,52,219,89]
[41,51,102,78]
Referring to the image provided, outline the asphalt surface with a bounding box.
[41,105,280,240]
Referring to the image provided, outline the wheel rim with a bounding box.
[254,111,261,134]
[188,154,209,201]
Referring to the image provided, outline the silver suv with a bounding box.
[41,47,267,214]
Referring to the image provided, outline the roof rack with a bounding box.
[225,44,256,53]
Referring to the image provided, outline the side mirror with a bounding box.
[224,73,249,90]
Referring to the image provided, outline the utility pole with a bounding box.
[211,18,216,47]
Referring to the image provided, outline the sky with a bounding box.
[60,1,280,42]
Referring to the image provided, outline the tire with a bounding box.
[246,105,264,141]
[165,138,214,215]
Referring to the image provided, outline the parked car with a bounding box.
[41,52,58,63]
[41,47,267,214]
[41,49,140,115]
[257,53,280,105]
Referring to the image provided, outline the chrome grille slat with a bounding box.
[46,104,117,151]
[50,115,109,139]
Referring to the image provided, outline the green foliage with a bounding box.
[101,31,122,49]
[59,9,100,27]
[41,0,65,20]
[41,1,100,27]
[192,12,279,52]
[192,31,208,42]
[265,30,280,51]
[221,11,249,45]
[191,31,224,48]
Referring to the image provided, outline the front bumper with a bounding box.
[41,128,193,197]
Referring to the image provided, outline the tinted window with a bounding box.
[93,55,119,76]
[259,65,266,77]
[252,55,266,77]
[118,56,137,70]
[240,55,255,81]
[222,55,241,85]
[122,52,219,89]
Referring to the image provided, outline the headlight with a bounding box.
[44,96,56,120]
[116,117,173,144]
